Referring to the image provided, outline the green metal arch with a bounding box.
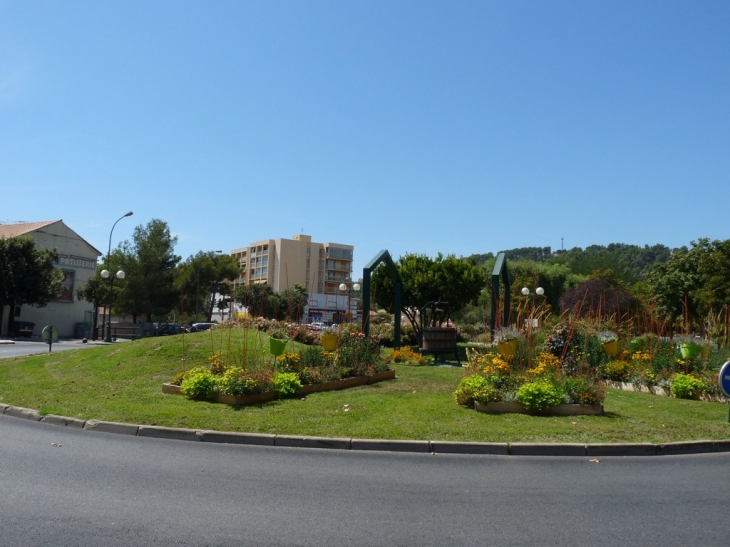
[361,250,403,348]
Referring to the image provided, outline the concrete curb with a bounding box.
[510,443,587,457]
[274,435,351,450]
[137,425,201,442]
[83,419,139,435]
[41,414,86,428]
[350,439,431,453]
[2,404,730,457]
[586,443,657,457]
[431,441,509,455]
[198,430,276,445]
[4,406,42,421]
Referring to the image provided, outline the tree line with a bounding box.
[373,240,730,343]
[3,223,729,343]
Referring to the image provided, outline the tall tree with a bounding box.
[175,251,240,322]
[114,219,181,322]
[371,253,484,343]
[647,241,707,332]
[0,237,64,335]
[234,283,276,317]
[279,284,309,322]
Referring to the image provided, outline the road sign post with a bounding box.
[718,361,730,423]
[42,325,59,353]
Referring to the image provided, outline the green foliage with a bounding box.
[583,331,610,370]
[180,369,218,400]
[371,252,484,342]
[115,219,181,322]
[174,251,240,322]
[219,367,259,395]
[273,372,302,398]
[0,236,64,334]
[232,283,309,322]
[516,382,564,411]
[671,374,705,399]
[297,345,340,382]
[336,333,386,376]
[604,360,633,382]
[5,331,730,443]
[559,377,605,405]
[454,374,494,407]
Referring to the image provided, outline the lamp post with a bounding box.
[101,211,133,343]
[101,269,126,342]
[338,281,361,324]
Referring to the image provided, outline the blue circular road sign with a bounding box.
[718,361,730,398]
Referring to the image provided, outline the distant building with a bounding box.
[0,220,101,338]
[230,234,356,324]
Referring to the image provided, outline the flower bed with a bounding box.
[162,370,396,406]
[456,333,606,415]
[166,332,394,405]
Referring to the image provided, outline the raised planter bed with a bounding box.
[474,401,604,416]
[162,369,397,406]
[605,380,728,403]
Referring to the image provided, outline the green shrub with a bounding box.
[516,382,564,411]
[604,360,633,382]
[671,374,705,399]
[273,372,302,398]
[472,383,502,404]
[583,332,609,370]
[180,370,218,400]
[219,367,258,396]
[454,374,492,407]
[560,377,605,405]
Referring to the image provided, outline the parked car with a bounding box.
[190,322,215,332]
[156,323,187,336]
[307,322,325,331]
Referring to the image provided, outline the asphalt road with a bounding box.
[2,415,729,547]
[0,339,111,359]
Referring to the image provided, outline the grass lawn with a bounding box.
[0,329,729,443]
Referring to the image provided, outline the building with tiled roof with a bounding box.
[0,220,102,338]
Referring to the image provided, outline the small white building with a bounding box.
[0,220,102,338]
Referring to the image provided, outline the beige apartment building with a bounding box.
[230,234,356,323]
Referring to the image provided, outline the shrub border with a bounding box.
[162,370,396,405]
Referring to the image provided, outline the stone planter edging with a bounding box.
[162,369,396,405]
[605,381,728,403]
[474,401,604,416]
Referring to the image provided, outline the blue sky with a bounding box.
[1,1,728,276]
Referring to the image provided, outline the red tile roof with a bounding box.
[0,220,61,239]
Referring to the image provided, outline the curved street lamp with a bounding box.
[102,211,133,343]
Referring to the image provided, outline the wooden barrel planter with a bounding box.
[421,327,457,351]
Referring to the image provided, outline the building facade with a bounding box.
[230,234,356,323]
[0,220,102,338]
